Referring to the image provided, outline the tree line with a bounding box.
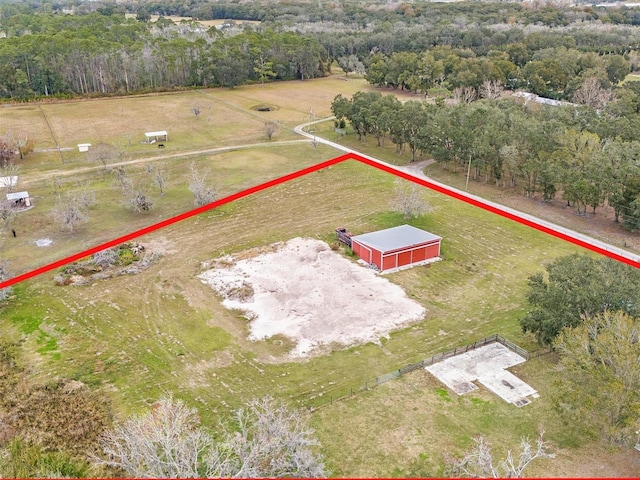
[331,90,640,231]
[363,47,630,101]
[2,0,640,100]
[520,253,640,447]
[0,12,328,99]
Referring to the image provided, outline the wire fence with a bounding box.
[303,334,552,412]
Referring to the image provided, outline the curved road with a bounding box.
[294,119,640,267]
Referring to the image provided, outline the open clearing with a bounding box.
[199,237,426,357]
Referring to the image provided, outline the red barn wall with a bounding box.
[398,250,412,266]
[353,238,441,271]
[424,243,440,259]
[372,248,382,268]
[412,247,427,262]
[352,242,369,263]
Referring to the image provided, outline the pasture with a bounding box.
[0,77,635,476]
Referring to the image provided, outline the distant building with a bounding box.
[145,131,168,143]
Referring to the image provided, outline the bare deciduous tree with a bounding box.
[264,121,278,141]
[0,261,11,301]
[111,166,153,212]
[572,77,613,109]
[191,100,202,117]
[0,161,19,194]
[112,167,131,192]
[97,396,216,478]
[447,433,554,478]
[154,164,167,195]
[89,143,121,171]
[52,192,90,232]
[188,162,216,207]
[123,186,154,213]
[479,80,504,100]
[0,200,14,231]
[0,136,16,167]
[223,396,325,478]
[392,181,431,219]
[453,86,477,104]
[145,164,167,195]
[50,182,95,232]
[75,183,96,209]
[96,396,325,478]
[5,130,35,160]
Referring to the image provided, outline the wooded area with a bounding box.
[0,0,639,99]
[331,90,640,230]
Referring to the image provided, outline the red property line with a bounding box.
[0,154,350,290]
[1,151,638,290]
[356,156,640,270]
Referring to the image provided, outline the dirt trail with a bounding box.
[21,139,308,187]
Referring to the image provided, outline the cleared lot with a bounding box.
[198,237,426,357]
[426,342,538,405]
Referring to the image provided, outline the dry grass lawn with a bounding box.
[2,78,638,477]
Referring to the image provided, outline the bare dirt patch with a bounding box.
[198,237,426,357]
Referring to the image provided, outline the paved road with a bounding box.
[295,119,640,267]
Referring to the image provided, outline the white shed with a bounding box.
[145,130,168,143]
[77,143,91,152]
[6,191,30,207]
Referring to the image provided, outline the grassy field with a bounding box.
[621,73,640,85]
[0,78,635,476]
[1,158,595,471]
[0,76,382,276]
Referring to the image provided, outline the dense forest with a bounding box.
[0,0,640,99]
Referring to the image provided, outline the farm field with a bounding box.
[0,76,386,277]
[1,77,639,476]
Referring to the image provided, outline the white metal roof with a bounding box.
[145,130,167,137]
[351,225,441,253]
[6,191,28,200]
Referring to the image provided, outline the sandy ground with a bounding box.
[425,343,538,405]
[198,237,426,357]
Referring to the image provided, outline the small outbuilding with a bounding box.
[145,130,168,143]
[6,191,31,208]
[351,224,441,272]
[77,143,91,152]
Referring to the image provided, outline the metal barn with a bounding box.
[351,225,441,272]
